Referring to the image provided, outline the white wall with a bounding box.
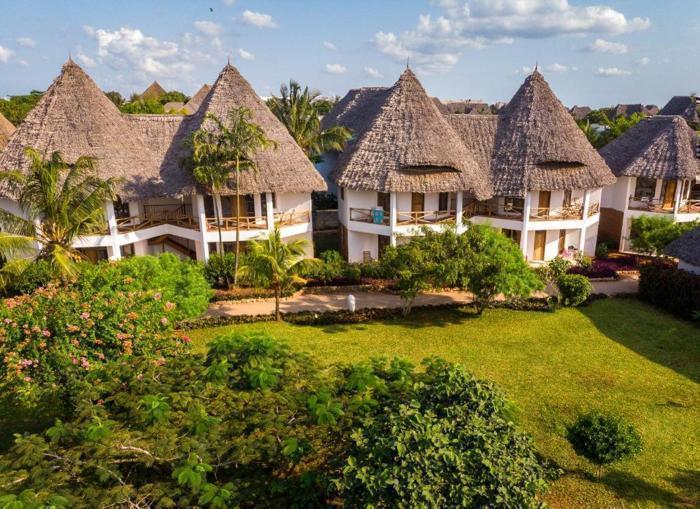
[275,192,311,213]
[347,230,377,262]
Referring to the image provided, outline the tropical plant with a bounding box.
[577,111,644,149]
[0,148,119,283]
[267,80,351,162]
[567,411,642,477]
[119,98,165,114]
[203,252,237,288]
[239,227,315,320]
[189,108,276,285]
[629,216,698,255]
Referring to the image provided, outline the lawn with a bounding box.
[188,298,700,509]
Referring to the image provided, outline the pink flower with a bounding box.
[160,317,169,325]
[165,302,175,311]
[23,376,32,382]
[71,357,79,365]
[153,293,162,301]
[80,357,90,369]
[80,312,90,320]
[97,352,105,360]
[42,330,51,337]
[3,318,12,324]
[181,335,192,344]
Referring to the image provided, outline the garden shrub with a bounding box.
[80,254,212,321]
[556,274,592,307]
[567,411,642,476]
[301,250,362,286]
[0,283,186,406]
[1,259,56,296]
[630,216,698,255]
[638,262,700,320]
[203,252,237,288]
[549,256,572,281]
[595,242,609,260]
[0,333,551,507]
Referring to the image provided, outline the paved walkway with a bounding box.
[208,275,639,317]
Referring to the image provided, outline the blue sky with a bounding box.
[0,0,698,108]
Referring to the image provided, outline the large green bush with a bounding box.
[203,252,237,288]
[567,411,642,476]
[630,216,698,255]
[0,333,551,507]
[80,254,212,321]
[639,262,700,320]
[0,258,55,296]
[556,274,592,307]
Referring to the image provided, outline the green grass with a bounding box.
[188,298,700,509]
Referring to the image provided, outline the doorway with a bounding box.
[537,191,551,217]
[558,229,566,253]
[533,230,546,261]
[661,180,677,210]
[378,235,390,258]
[411,193,425,212]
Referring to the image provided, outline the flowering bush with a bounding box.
[0,282,187,405]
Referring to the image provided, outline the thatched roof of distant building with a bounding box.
[599,115,700,180]
[570,105,592,121]
[0,111,15,151]
[322,69,491,198]
[140,81,166,100]
[665,226,700,267]
[184,84,211,114]
[659,96,699,126]
[448,70,615,197]
[432,98,491,115]
[0,60,325,200]
[163,101,185,112]
[612,103,658,119]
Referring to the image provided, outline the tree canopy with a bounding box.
[0,91,43,126]
[576,111,644,149]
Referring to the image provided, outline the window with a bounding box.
[563,190,572,208]
[113,197,130,219]
[120,243,135,258]
[271,192,277,209]
[504,197,524,212]
[377,192,390,211]
[438,192,449,211]
[634,177,656,199]
[204,196,215,217]
[450,192,457,211]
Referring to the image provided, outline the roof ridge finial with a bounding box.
[68,50,73,63]
[534,61,538,73]
[227,55,231,66]
[406,56,410,70]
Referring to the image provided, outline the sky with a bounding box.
[0,0,698,108]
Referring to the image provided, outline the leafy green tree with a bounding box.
[629,216,699,255]
[189,108,276,285]
[0,90,43,126]
[159,90,189,105]
[577,111,644,149]
[0,148,119,282]
[267,81,351,162]
[239,227,316,320]
[567,412,642,477]
[104,90,124,108]
[119,98,164,114]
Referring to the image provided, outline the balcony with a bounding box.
[274,210,311,226]
[529,205,584,221]
[396,210,456,225]
[349,207,390,225]
[627,196,700,214]
[117,204,198,233]
[205,210,310,231]
[678,200,700,213]
[463,201,523,220]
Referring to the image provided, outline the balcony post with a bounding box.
[105,201,121,261]
[456,191,464,232]
[389,192,397,246]
[265,192,275,232]
[579,190,591,254]
[519,192,531,258]
[194,194,210,262]
[672,179,682,215]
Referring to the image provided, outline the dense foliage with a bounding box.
[104,90,124,108]
[203,252,238,288]
[301,250,361,285]
[382,226,542,314]
[629,216,698,255]
[639,262,700,321]
[556,274,593,307]
[0,332,551,507]
[576,111,643,149]
[0,91,43,126]
[567,412,642,476]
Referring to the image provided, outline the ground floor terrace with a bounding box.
[67,191,313,262]
[338,187,602,262]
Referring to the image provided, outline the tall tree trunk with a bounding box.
[233,160,241,287]
[274,284,281,321]
[213,192,224,257]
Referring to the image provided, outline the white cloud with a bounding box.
[237,48,254,61]
[76,49,96,68]
[83,26,211,79]
[17,37,36,48]
[325,63,347,74]
[19,59,29,67]
[596,66,631,77]
[585,38,628,54]
[239,10,278,29]
[546,63,576,73]
[637,56,650,66]
[323,41,337,50]
[364,67,383,78]
[222,0,235,5]
[194,20,223,36]
[0,46,13,63]
[375,0,649,72]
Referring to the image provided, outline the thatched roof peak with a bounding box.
[141,81,166,99]
[599,115,699,180]
[183,84,211,114]
[322,69,491,197]
[660,96,699,126]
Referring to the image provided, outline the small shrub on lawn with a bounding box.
[557,274,592,307]
[0,333,552,507]
[567,411,642,477]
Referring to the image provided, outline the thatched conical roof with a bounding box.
[599,116,700,180]
[659,96,699,126]
[665,226,700,266]
[488,70,615,196]
[184,63,326,194]
[0,111,15,151]
[184,84,211,114]
[141,81,166,100]
[323,69,491,198]
[0,60,160,198]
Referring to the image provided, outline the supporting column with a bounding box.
[579,189,591,253]
[672,179,682,216]
[105,201,122,261]
[456,191,464,232]
[194,194,210,262]
[519,192,531,259]
[389,192,398,246]
[265,192,275,232]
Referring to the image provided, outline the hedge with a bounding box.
[638,262,700,321]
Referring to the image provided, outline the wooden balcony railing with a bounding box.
[396,210,456,225]
[116,211,199,233]
[587,202,600,217]
[463,201,524,220]
[349,207,389,225]
[274,210,311,226]
[530,206,584,221]
[628,196,673,213]
[678,199,700,213]
[206,216,268,231]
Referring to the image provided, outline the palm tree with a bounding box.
[0,147,119,281]
[189,108,276,285]
[267,81,351,162]
[239,227,318,320]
